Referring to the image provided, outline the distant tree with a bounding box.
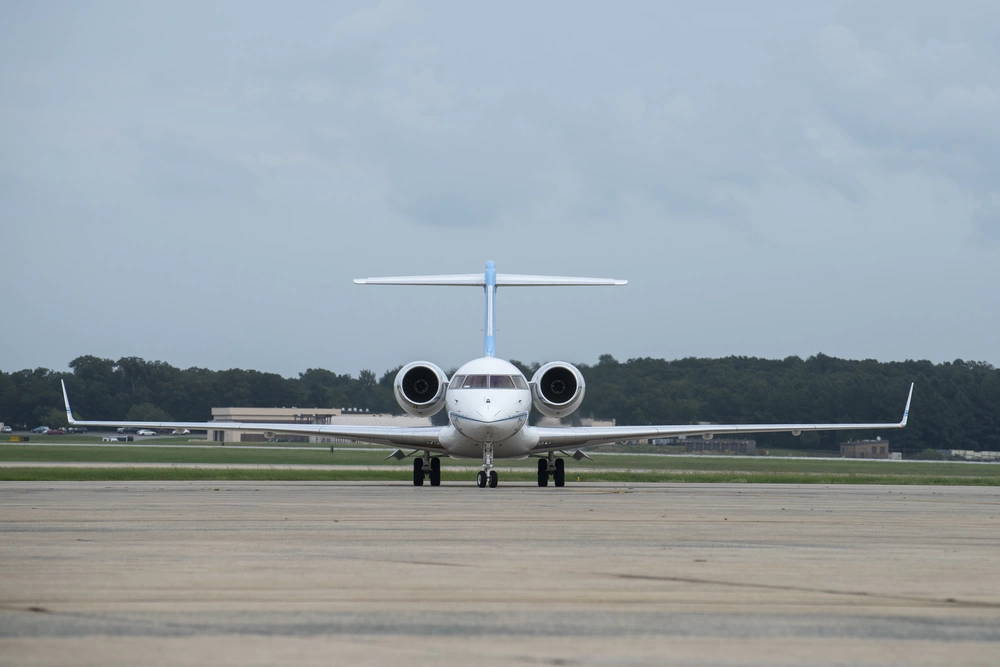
[39,407,68,428]
[1,353,997,452]
[508,359,539,377]
[125,403,173,422]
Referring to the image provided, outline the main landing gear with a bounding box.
[476,442,499,488]
[537,455,565,487]
[412,454,441,487]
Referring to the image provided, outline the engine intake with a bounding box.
[530,361,585,418]
[394,361,448,417]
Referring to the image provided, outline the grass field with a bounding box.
[1,442,999,484]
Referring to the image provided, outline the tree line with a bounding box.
[1,353,997,453]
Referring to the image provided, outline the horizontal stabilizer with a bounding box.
[354,274,483,286]
[354,262,626,358]
[354,273,627,286]
[496,274,627,286]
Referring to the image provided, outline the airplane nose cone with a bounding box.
[476,407,500,421]
[452,410,525,442]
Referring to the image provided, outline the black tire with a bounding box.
[413,458,425,486]
[488,470,498,488]
[429,457,441,486]
[537,458,548,487]
[476,470,487,488]
[554,458,565,487]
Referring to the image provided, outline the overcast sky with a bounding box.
[2,1,998,376]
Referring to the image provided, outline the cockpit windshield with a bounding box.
[449,374,528,390]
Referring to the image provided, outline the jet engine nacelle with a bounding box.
[530,361,585,419]
[394,361,448,417]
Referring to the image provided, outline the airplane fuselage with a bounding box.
[438,356,537,459]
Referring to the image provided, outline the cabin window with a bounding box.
[451,374,528,389]
[489,375,515,389]
[462,375,489,389]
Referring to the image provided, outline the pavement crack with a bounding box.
[600,572,1000,609]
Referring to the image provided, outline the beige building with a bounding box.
[207,407,430,444]
[685,439,757,455]
[840,439,891,459]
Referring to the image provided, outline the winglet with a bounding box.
[60,380,77,425]
[900,382,914,426]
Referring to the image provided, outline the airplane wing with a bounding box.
[530,383,913,453]
[60,381,446,451]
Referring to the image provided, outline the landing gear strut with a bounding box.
[477,442,498,488]
[537,455,566,487]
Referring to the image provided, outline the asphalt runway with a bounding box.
[1,482,999,666]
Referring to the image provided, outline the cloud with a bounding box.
[1,1,998,374]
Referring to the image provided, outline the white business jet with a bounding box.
[61,261,913,488]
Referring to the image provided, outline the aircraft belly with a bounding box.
[439,424,537,459]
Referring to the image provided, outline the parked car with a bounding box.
[1,425,12,433]
[47,428,65,435]
[66,427,88,434]
[31,426,50,434]
[171,428,191,435]
[136,429,158,436]
[102,435,134,443]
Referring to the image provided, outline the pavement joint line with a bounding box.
[605,573,1000,609]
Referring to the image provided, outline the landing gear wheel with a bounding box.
[476,470,488,488]
[412,458,425,486]
[488,470,499,488]
[537,458,548,487]
[554,458,565,487]
[429,457,441,486]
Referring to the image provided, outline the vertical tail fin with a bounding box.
[354,262,627,357]
[483,261,496,356]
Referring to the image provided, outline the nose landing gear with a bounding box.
[477,442,499,488]
[476,469,498,488]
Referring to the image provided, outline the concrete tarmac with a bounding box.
[1,481,999,666]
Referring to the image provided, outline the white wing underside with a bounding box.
[62,382,912,457]
[60,382,446,450]
[531,384,913,452]
[530,420,906,453]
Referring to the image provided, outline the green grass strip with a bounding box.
[2,467,999,485]
[5,445,1000,478]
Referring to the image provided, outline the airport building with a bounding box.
[206,407,430,444]
[840,439,891,459]
[684,438,757,455]
[942,449,1000,462]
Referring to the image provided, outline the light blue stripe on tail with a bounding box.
[484,260,496,357]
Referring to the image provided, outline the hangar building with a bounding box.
[207,407,429,444]
[840,439,891,459]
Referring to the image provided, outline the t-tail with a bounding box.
[354,261,627,357]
